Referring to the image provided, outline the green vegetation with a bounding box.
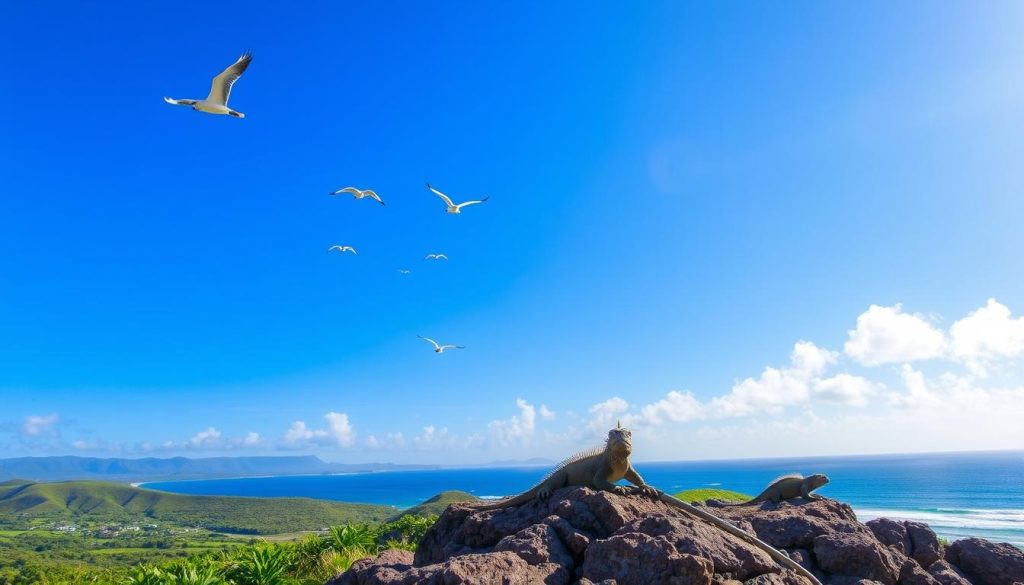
[391,490,476,519]
[0,478,761,584]
[673,488,751,504]
[0,516,437,585]
[0,479,444,585]
[0,480,393,534]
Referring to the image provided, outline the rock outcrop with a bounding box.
[330,487,1024,585]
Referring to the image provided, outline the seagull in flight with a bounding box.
[418,336,464,354]
[164,52,253,118]
[327,245,357,255]
[424,253,448,261]
[426,183,488,214]
[398,269,411,275]
[330,187,385,205]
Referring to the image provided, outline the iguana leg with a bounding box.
[624,466,660,498]
[800,483,820,500]
[537,470,567,500]
[767,488,782,503]
[592,464,628,495]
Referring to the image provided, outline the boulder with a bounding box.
[812,532,903,585]
[866,518,910,556]
[945,537,1024,585]
[332,487,1023,585]
[926,560,971,585]
[906,522,943,568]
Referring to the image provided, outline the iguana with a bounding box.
[725,473,829,506]
[472,422,658,510]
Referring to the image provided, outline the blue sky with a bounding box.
[2,2,1023,463]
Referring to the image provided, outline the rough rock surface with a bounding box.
[330,488,1024,585]
[945,538,1024,585]
[867,519,942,569]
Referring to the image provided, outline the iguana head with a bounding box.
[606,422,632,455]
[807,473,829,489]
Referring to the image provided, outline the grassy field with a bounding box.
[0,479,395,534]
[393,490,476,519]
[673,488,751,503]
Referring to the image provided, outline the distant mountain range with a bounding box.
[0,455,437,483]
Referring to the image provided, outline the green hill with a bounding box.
[0,479,394,534]
[673,488,750,504]
[393,490,477,519]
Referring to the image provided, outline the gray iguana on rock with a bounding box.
[472,422,658,510]
[727,473,829,506]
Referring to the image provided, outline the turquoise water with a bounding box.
[145,451,1024,547]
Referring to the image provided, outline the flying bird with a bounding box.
[164,52,253,118]
[330,187,385,205]
[327,245,357,255]
[426,183,488,214]
[424,253,448,261]
[398,269,411,275]
[418,335,464,354]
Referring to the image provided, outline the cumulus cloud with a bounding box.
[587,397,629,434]
[282,412,356,448]
[413,425,455,450]
[949,298,1024,376]
[157,428,263,451]
[187,427,222,448]
[488,398,540,446]
[364,432,405,450]
[633,391,703,425]
[21,414,60,437]
[539,405,556,421]
[708,341,837,417]
[812,374,880,406]
[844,304,947,366]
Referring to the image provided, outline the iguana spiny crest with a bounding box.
[473,423,656,510]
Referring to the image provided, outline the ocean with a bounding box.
[144,450,1024,547]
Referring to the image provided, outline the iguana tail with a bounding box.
[658,492,821,585]
[722,496,762,507]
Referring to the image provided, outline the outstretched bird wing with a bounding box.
[436,254,448,260]
[418,335,441,350]
[207,52,252,106]
[364,190,385,205]
[426,183,455,207]
[331,187,361,196]
[164,97,197,106]
[440,344,464,351]
[455,197,489,210]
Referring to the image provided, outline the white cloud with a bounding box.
[587,397,629,434]
[413,425,453,450]
[812,374,880,406]
[21,414,59,437]
[242,432,262,446]
[633,391,703,425]
[708,341,837,417]
[282,412,356,448]
[488,398,539,446]
[844,304,947,366]
[187,427,222,448]
[364,432,405,450]
[539,405,556,421]
[950,298,1024,376]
